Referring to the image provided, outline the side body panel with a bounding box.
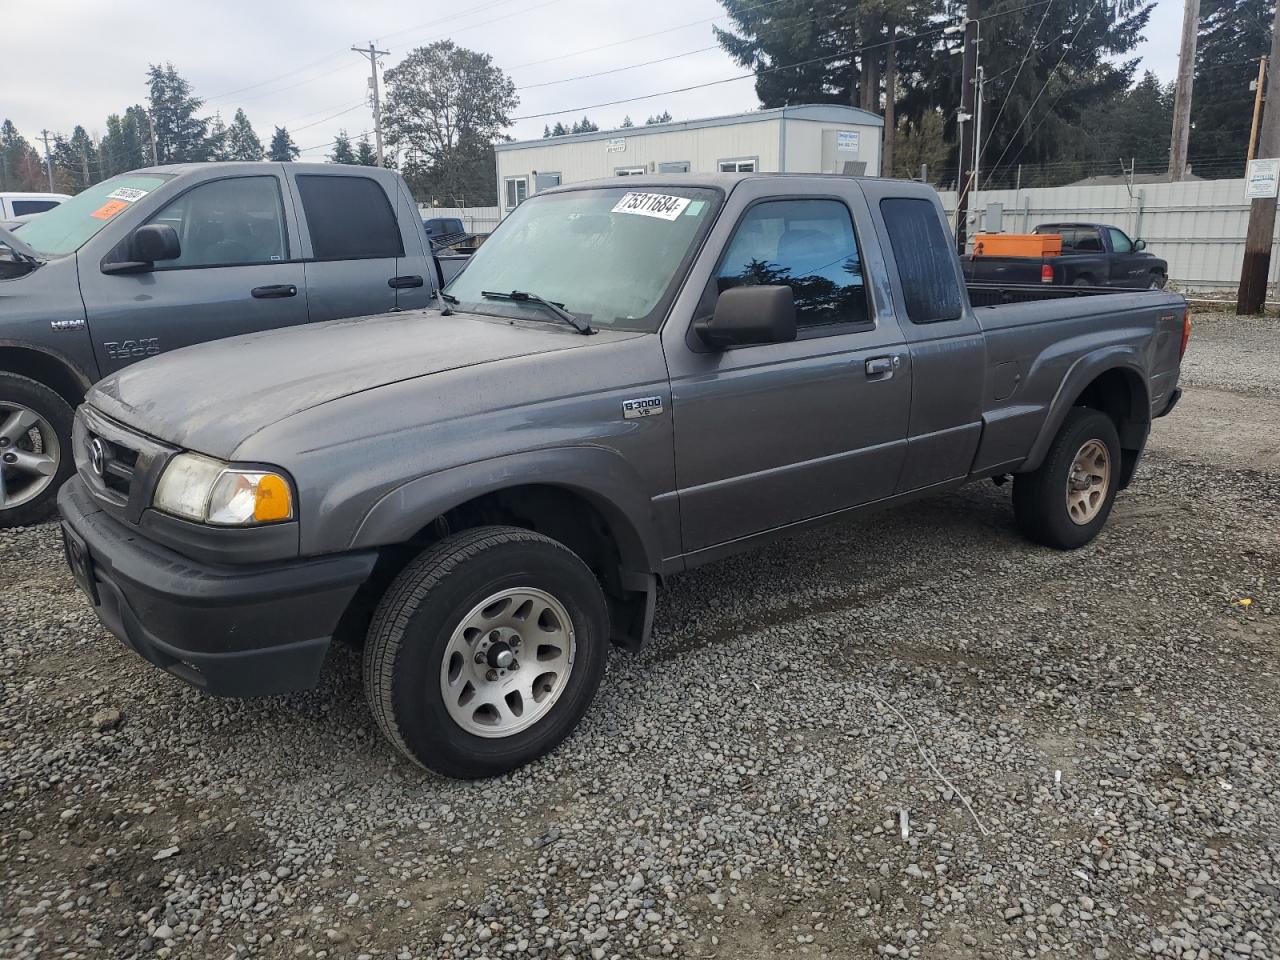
[659,177,913,557]
[0,255,99,386]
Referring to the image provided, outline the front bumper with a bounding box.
[58,476,377,697]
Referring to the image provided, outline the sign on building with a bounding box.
[1245,157,1280,199]
[836,130,860,152]
[606,138,627,153]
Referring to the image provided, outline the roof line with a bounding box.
[495,103,882,152]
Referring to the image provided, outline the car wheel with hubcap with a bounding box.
[1012,407,1121,549]
[364,525,609,779]
[0,372,75,528]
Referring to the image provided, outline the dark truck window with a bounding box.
[717,198,869,329]
[11,199,60,216]
[295,175,403,260]
[879,197,963,324]
[148,176,287,269]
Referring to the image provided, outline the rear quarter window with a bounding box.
[879,197,963,324]
[295,175,404,260]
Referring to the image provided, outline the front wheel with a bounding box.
[363,525,609,779]
[1012,408,1121,550]
[0,373,75,528]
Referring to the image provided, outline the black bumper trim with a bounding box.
[59,476,377,697]
[1155,386,1182,418]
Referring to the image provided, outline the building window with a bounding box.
[534,172,561,192]
[615,166,647,176]
[505,177,528,208]
[658,161,690,174]
[718,158,757,173]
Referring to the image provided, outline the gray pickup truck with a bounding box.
[58,174,1187,778]
[0,162,435,527]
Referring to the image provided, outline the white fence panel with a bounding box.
[936,177,1280,291]
[417,205,501,236]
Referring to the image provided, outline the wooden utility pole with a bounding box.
[1247,56,1268,163]
[1168,0,1200,180]
[1237,0,1280,313]
[39,130,54,193]
[954,0,981,253]
[352,42,390,166]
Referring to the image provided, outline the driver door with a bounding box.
[79,172,308,376]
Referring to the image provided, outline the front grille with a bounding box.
[90,434,139,499]
[74,407,177,524]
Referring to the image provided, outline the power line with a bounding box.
[976,0,1056,177]
[510,0,1052,123]
[287,101,368,133]
[516,45,722,92]
[981,0,1104,187]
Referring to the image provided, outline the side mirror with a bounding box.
[694,285,797,349]
[1134,238,1147,251]
[132,223,181,263]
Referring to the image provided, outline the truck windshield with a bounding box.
[15,174,171,258]
[445,186,720,332]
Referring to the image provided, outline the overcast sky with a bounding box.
[8,0,1183,158]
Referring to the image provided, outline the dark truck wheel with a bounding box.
[1012,408,1121,550]
[0,373,75,528]
[363,525,609,779]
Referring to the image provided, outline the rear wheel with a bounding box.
[1012,408,1121,549]
[0,373,75,528]
[1072,276,1093,287]
[1148,272,1167,289]
[363,525,609,779]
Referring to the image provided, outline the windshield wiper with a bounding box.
[440,291,459,304]
[480,290,593,335]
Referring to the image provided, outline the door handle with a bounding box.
[865,355,901,378]
[388,275,425,289]
[251,284,298,299]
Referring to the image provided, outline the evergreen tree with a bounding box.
[0,120,45,191]
[550,121,569,136]
[1190,0,1273,165]
[50,126,100,190]
[226,109,265,161]
[645,111,672,124]
[543,124,553,138]
[892,108,950,180]
[620,115,634,128]
[268,126,299,162]
[146,62,211,163]
[207,112,230,161]
[570,116,599,133]
[356,134,378,165]
[99,108,149,177]
[329,129,357,164]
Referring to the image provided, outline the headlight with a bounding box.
[154,453,294,526]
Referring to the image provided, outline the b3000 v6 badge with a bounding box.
[622,396,664,419]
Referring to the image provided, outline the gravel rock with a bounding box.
[1,316,1277,958]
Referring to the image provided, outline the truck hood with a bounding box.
[90,309,630,458]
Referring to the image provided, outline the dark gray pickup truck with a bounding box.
[59,174,1187,778]
[962,222,1169,289]
[0,162,435,528]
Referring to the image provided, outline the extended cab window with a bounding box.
[11,200,60,216]
[295,175,403,260]
[879,197,962,324]
[148,176,287,269]
[717,199,869,329]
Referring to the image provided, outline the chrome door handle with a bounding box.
[865,355,901,378]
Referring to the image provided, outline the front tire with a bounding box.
[0,373,75,528]
[1012,408,1121,550]
[363,525,609,779]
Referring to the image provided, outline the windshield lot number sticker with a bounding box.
[622,396,664,419]
[612,192,691,221]
[90,199,130,220]
[106,187,149,203]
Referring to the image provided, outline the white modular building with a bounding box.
[494,104,884,217]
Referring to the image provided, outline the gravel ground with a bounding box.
[2,314,1278,960]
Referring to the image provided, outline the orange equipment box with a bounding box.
[972,233,1062,257]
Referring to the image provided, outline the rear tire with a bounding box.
[1072,277,1092,287]
[1012,408,1121,550]
[0,372,75,529]
[363,525,609,779]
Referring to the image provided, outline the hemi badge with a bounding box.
[622,396,664,420]
[50,318,86,332]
